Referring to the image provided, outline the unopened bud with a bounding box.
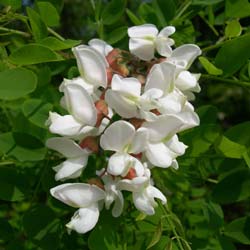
[88,178,104,190]
[80,136,99,153]
[123,168,136,180]
[95,100,109,127]
[150,109,161,116]
[130,152,142,160]
[129,118,145,129]
[106,49,129,77]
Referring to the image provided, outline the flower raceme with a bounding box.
[46,24,202,234]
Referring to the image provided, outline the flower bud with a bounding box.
[80,136,99,153]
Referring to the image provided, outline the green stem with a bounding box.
[201,74,250,88]
[47,27,65,41]
[174,0,192,20]
[0,26,30,37]
[202,39,228,52]
[161,204,186,250]
[0,160,15,166]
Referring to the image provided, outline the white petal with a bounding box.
[53,156,88,181]
[175,71,198,91]
[166,135,187,156]
[146,185,166,204]
[88,38,113,56]
[145,62,176,94]
[155,38,173,57]
[59,77,94,95]
[142,115,184,141]
[158,26,175,37]
[129,128,148,154]
[100,120,135,152]
[46,137,84,158]
[111,74,141,97]
[170,44,201,70]
[133,191,155,215]
[128,24,158,38]
[112,190,124,217]
[105,90,138,118]
[117,176,148,192]
[145,142,172,168]
[158,91,186,114]
[48,112,83,137]
[129,38,155,61]
[66,205,99,234]
[107,153,131,176]
[72,45,107,88]
[50,183,105,208]
[64,84,97,126]
[178,102,200,130]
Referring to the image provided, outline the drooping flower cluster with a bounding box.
[47,24,201,234]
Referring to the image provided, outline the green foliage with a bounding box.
[0,0,250,250]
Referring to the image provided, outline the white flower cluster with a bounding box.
[47,24,201,234]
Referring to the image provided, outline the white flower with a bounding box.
[97,170,124,217]
[46,137,90,181]
[100,120,147,176]
[118,168,166,215]
[47,83,98,138]
[128,24,175,61]
[105,74,162,119]
[72,45,108,88]
[50,183,105,234]
[141,115,187,168]
[88,39,113,57]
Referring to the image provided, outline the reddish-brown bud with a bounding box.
[106,67,113,86]
[123,168,137,180]
[150,109,161,116]
[130,152,143,160]
[80,136,99,153]
[95,100,109,127]
[106,49,129,77]
[129,118,145,129]
[88,178,104,189]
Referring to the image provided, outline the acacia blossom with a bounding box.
[47,25,201,234]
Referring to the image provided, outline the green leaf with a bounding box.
[37,1,60,27]
[126,8,142,25]
[153,0,176,22]
[224,216,250,244]
[215,136,246,159]
[0,218,14,240]
[225,20,242,38]
[39,37,81,50]
[101,0,125,25]
[138,3,158,25]
[0,68,37,100]
[146,220,163,249]
[0,132,46,162]
[37,0,64,13]
[88,211,123,250]
[197,105,218,124]
[212,169,250,204]
[199,56,223,75]
[181,125,220,157]
[192,0,223,5]
[0,0,21,9]
[215,34,250,76]
[105,26,127,45]
[23,205,60,250]
[0,166,29,201]
[22,99,52,128]
[225,0,250,18]
[9,44,63,65]
[225,122,250,147]
[27,7,48,42]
